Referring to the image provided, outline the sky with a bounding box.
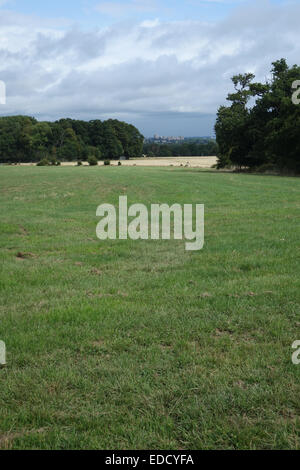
[0,0,299,136]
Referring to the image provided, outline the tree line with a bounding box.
[215,59,300,173]
[0,117,144,163]
[143,139,218,157]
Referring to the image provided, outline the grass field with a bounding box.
[0,165,299,450]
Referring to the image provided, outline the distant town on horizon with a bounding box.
[145,135,214,143]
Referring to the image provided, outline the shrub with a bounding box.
[118,161,122,166]
[87,146,102,160]
[48,155,60,166]
[104,160,111,166]
[88,156,98,166]
[256,163,278,174]
[77,161,82,166]
[37,158,50,166]
[51,159,61,166]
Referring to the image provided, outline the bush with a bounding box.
[87,146,102,161]
[256,163,278,174]
[88,156,98,166]
[104,160,111,166]
[118,161,122,166]
[48,155,60,166]
[77,161,82,166]
[37,158,50,166]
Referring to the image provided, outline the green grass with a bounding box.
[0,165,299,450]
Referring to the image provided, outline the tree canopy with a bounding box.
[0,117,144,163]
[215,59,300,173]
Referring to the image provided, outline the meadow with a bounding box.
[0,165,299,450]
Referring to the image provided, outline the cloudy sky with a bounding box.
[0,0,299,136]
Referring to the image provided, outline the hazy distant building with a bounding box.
[151,134,185,143]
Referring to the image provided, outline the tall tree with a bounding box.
[215,59,300,172]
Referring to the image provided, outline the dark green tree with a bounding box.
[215,59,300,172]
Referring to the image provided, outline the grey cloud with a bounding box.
[0,1,300,136]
